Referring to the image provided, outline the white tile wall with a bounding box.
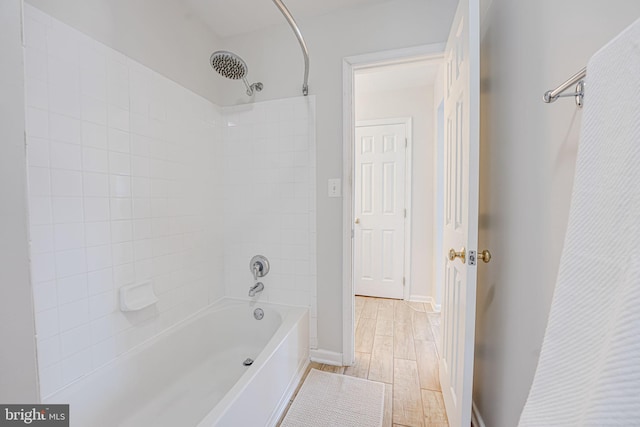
[25,5,317,399]
[222,97,318,348]
[24,5,224,398]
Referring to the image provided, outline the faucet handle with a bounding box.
[249,255,270,279]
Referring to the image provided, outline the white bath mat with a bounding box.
[281,368,384,427]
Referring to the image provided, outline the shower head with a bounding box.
[210,51,247,80]
[210,50,263,96]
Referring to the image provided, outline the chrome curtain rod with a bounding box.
[273,0,309,96]
[543,66,586,107]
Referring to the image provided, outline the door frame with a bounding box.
[342,43,445,366]
[354,117,412,300]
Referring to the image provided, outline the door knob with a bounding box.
[479,249,492,263]
[354,218,360,224]
[448,247,466,264]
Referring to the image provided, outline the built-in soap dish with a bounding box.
[120,281,158,312]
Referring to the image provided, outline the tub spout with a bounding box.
[249,282,264,297]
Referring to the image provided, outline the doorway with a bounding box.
[343,44,445,366]
[343,4,480,426]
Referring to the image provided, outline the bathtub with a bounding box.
[44,298,309,427]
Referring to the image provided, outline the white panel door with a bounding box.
[354,122,406,299]
[439,1,480,427]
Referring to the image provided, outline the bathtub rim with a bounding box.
[42,297,308,403]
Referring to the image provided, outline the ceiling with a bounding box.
[183,0,393,38]
[355,60,440,94]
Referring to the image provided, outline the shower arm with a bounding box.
[242,76,264,96]
[272,0,309,96]
[242,77,253,95]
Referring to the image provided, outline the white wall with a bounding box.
[0,0,40,402]
[24,5,225,397]
[221,0,457,353]
[25,0,222,104]
[355,85,435,301]
[222,96,317,347]
[475,1,640,426]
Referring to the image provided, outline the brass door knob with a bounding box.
[354,218,360,224]
[448,247,466,264]
[479,249,492,263]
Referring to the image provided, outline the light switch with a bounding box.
[328,179,341,197]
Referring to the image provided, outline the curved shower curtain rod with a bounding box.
[273,0,309,96]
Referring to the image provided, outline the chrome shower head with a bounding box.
[210,50,263,96]
[210,51,247,80]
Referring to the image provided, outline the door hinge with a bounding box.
[405,138,408,148]
[404,208,407,218]
[351,229,354,239]
[402,277,406,286]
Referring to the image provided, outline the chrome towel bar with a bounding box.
[543,66,586,107]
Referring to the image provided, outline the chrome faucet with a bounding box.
[249,282,264,297]
[252,264,261,281]
[249,255,270,281]
[249,255,269,297]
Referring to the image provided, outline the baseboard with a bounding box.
[471,401,486,427]
[409,296,441,313]
[310,349,343,366]
[409,295,431,303]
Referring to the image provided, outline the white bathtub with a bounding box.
[45,298,309,427]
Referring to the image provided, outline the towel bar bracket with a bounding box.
[543,66,586,108]
[543,80,584,108]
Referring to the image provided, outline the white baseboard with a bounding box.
[409,296,442,313]
[409,295,431,303]
[471,401,486,427]
[310,349,343,366]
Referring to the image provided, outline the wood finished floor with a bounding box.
[279,296,447,427]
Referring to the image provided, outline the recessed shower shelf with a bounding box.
[120,281,158,312]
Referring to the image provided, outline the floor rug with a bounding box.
[281,369,384,427]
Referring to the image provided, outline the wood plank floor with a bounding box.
[278,296,447,427]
